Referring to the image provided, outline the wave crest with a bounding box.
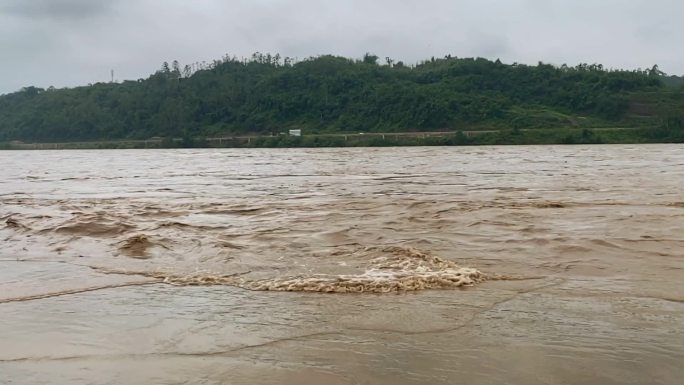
[97,247,486,294]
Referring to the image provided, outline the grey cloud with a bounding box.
[0,0,683,94]
[0,0,116,20]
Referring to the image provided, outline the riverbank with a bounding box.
[2,126,683,150]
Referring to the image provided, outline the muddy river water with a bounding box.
[1,145,683,384]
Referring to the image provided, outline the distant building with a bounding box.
[289,129,302,137]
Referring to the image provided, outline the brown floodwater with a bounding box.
[1,145,683,384]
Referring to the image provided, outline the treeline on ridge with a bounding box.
[0,53,676,142]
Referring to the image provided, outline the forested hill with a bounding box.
[0,53,679,142]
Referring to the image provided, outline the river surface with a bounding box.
[1,145,683,385]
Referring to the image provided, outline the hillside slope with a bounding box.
[0,54,677,142]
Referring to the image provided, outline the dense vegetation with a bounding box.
[0,53,682,143]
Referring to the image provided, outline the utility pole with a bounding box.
[111,69,114,83]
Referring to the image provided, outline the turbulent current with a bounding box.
[1,145,683,385]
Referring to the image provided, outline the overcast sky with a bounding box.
[0,0,682,94]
